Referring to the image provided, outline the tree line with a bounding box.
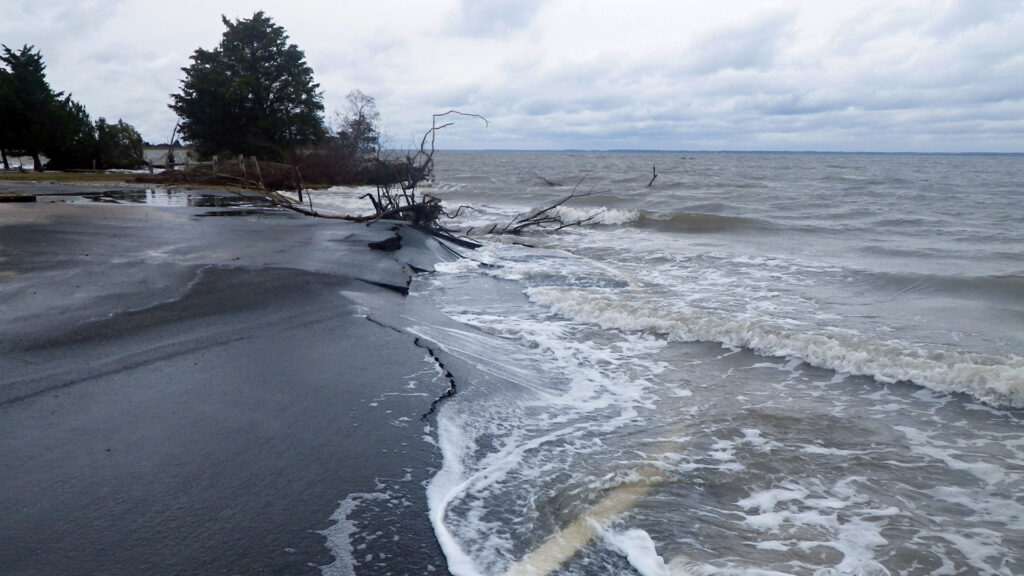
[1,11,383,180]
[1,11,593,236]
[0,45,144,172]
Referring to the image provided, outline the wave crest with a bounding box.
[633,211,772,233]
[549,205,640,226]
[526,286,1024,408]
[544,206,772,233]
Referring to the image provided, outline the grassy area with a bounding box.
[0,171,135,183]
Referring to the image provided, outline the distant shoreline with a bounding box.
[433,149,1024,156]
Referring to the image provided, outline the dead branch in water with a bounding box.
[648,164,657,187]
[475,177,604,235]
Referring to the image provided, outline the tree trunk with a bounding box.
[32,153,44,172]
[1,149,9,171]
[288,138,303,203]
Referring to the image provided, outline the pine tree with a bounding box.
[0,45,55,171]
[169,11,325,160]
[0,44,113,171]
[42,96,96,170]
[95,118,144,169]
[0,66,11,169]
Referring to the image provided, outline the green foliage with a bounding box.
[45,113,147,170]
[169,11,325,161]
[43,97,96,169]
[0,65,13,163]
[0,44,144,171]
[0,44,56,169]
[95,118,144,169]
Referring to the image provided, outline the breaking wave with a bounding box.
[547,205,773,233]
[526,285,1024,408]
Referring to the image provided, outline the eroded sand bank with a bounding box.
[0,188,461,575]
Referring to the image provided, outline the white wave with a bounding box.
[549,205,640,226]
[418,152,1024,576]
[414,267,671,575]
[599,527,672,576]
[427,412,487,576]
[525,286,1024,407]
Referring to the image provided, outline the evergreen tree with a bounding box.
[95,117,144,169]
[0,66,12,169]
[0,44,55,171]
[169,11,325,160]
[43,96,96,170]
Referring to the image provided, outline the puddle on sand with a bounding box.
[196,209,271,217]
[82,189,273,209]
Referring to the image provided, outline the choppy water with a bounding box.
[319,152,1024,575]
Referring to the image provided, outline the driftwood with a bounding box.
[473,165,655,234]
[268,172,601,240]
[178,110,614,243]
[166,122,179,169]
[136,154,304,192]
[473,178,603,236]
[269,110,485,220]
[253,110,489,250]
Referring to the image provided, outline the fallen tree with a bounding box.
[264,112,605,239]
[247,110,487,248]
[144,110,604,243]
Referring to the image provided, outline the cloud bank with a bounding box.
[2,0,1022,152]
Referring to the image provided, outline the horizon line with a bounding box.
[135,144,1024,156]
[432,148,1024,156]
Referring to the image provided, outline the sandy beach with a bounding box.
[0,183,459,575]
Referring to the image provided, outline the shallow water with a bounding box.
[316,152,1024,575]
[78,188,272,209]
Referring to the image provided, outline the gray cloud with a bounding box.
[447,0,545,37]
[1,0,1022,152]
[679,10,797,74]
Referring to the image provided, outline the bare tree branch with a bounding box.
[487,177,602,235]
[206,111,606,242]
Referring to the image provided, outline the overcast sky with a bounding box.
[2,0,1023,152]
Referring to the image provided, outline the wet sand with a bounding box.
[0,187,459,575]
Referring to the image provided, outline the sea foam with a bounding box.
[525,285,1024,408]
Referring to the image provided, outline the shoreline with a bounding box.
[0,186,461,575]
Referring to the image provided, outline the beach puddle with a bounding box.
[195,209,274,217]
[81,189,272,209]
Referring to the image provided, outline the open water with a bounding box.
[318,152,1024,576]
